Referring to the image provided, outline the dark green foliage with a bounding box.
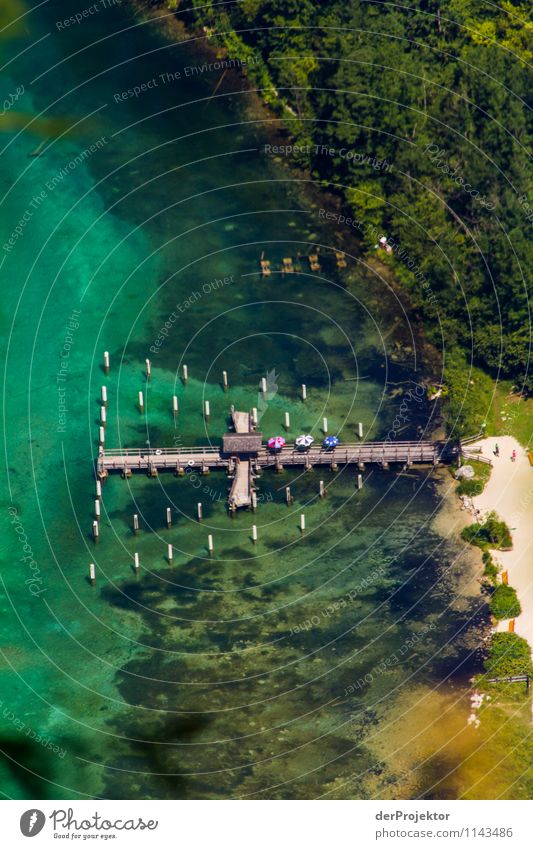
[457,478,483,496]
[176,0,533,406]
[489,585,521,620]
[482,550,498,585]
[441,351,495,438]
[461,511,513,550]
[483,633,533,680]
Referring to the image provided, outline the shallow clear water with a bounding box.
[0,1,501,800]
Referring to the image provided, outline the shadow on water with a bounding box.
[103,715,211,801]
[0,739,54,799]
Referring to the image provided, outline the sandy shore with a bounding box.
[464,436,533,647]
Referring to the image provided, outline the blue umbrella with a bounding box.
[323,435,339,450]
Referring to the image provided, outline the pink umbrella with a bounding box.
[267,436,286,451]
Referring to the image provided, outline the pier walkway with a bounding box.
[97,407,455,510]
[97,441,447,476]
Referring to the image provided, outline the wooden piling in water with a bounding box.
[89,563,96,585]
[319,480,325,498]
[101,385,107,406]
[133,513,139,534]
[358,422,363,439]
[166,507,172,528]
[285,486,292,505]
[173,395,179,417]
[134,552,139,573]
[222,370,228,391]
[261,377,267,394]
[138,391,144,413]
[197,502,203,522]
[103,352,110,374]
[252,407,258,426]
[96,480,102,499]
[208,534,214,555]
[167,543,173,563]
[300,514,306,532]
[284,412,290,430]
[92,521,99,542]
[204,400,210,421]
[357,474,363,491]
[99,426,105,447]
[322,417,328,434]
[182,364,188,384]
[95,499,101,519]
[252,524,257,544]
[301,384,307,401]
[101,406,107,427]
[145,358,151,381]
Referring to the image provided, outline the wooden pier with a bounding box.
[97,409,455,510]
[97,440,447,475]
[225,408,259,511]
[228,460,255,511]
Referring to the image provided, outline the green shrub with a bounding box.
[457,478,485,497]
[489,585,521,620]
[483,633,533,680]
[482,551,499,584]
[452,459,492,496]
[461,511,513,550]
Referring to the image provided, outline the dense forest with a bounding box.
[154,1,533,413]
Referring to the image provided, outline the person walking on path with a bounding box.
[511,449,517,462]
[494,443,500,457]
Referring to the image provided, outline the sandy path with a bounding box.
[465,436,533,647]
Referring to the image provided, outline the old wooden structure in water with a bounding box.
[97,408,455,511]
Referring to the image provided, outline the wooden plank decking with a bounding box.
[228,460,253,510]
[96,410,456,510]
[98,440,450,475]
[231,410,252,433]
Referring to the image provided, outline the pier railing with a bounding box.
[98,446,221,457]
[97,440,452,475]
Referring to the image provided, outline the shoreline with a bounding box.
[465,436,533,650]
[128,2,526,670]
[129,0,445,382]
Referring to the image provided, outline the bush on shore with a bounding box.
[489,585,522,620]
[481,551,499,585]
[461,511,513,550]
[482,633,533,681]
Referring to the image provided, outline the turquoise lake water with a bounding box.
[0,1,495,799]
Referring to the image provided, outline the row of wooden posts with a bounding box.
[102,353,311,417]
[99,387,363,442]
[101,353,366,438]
[89,473,364,584]
[105,351,293,396]
[92,470,364,538]
[90,513,309,585]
